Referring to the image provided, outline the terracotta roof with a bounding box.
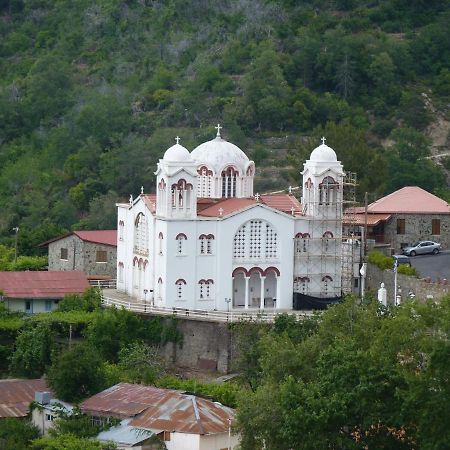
[260,194,302,216]
[141,194,157,214]
[130,393,234,435]
[0,379,52,418]
[344,213,392,226]
[41,230,117,247]
[197,198,255,217]
[80,383,180,419]
[0,271,90,299]
[367,186,450,214]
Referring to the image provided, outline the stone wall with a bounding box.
[160,318,238,374]
[384,213,449,253]
[366,263,450,303]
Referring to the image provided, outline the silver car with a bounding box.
[403,241,441,256]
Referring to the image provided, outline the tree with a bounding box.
[47,343,107,402]
[9,323,56,378]
[58,288,102,313]
[31,434,117,450]
[0,418,40,450]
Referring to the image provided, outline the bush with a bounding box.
[398,264,418,277]
[368,250,394,270]
[58,288,102,312]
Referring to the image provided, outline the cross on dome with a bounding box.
[215,123,222,138]
[218,207,224,216]
[255,193,260,201]
[321,136,326,145]
[141,186,144,194]
[175,136,180,144]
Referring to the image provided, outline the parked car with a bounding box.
[402,241,441,256]
[393,255,412,266]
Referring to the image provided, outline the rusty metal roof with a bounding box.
[80,383,181,419]
[130,393,235,435]
[80,383,235,435]
[0,271,90,299]
[0,379,52,418]
[344,213,392,226]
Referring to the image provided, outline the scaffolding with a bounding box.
[293,171,358,298]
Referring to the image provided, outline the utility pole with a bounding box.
[12,227,19,263]
[363,192,368,257]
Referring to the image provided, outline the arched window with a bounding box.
[319,176,338,205]
[158,232,163,255]
[118,262,124,283]
[233,220,278,260]
[199,279,214,299]
[175,279,186,300]
[322,231,334,252]
[322,275,333,295]
[221,167,239,198]
[197,166,213,197]
[294,276,310,294]
[176,233,187,255]
[134,213,148,255]
[199,234,214,255]
[171,179,193,208]
[119,220,125,241]
[295,232,310,254]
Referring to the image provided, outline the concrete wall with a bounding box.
[48,235,116,278]
[366,263,450,303]
[384,214,450,253]
[6,298,59,314]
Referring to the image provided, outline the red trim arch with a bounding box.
[143,259,149,269]
[323,231,334,238]
[221,166,240,177]
[294,276,310,282]
[304,178,313,188]
[132,256,139,266]
[263,266,280,277]
[158,232,163,239]
[246,165,254,176]
[157,277,163,284]
[138,257,144,267]
[248,267,264,276]
[199,234,215,240]
[198,279,214,285]
[175,278,186,285]
[206,279,214,284]
[158,179,166,189]
[295,232,311,239]
[119,220,124,226]
[322,275,333,282]
[118,262,124,267]
[176,233,187,240]
[232,267,248,277]
[171,179,193,190]
[197,165,213,176]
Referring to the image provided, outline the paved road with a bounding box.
[409,250,450,281]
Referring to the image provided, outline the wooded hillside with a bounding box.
[0,0,449,255]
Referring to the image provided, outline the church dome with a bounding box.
[309,141,337,163]
[191,134,250,173]
[163,142,191,162]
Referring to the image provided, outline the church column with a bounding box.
[244,277,249,309]
[276,275,281,310]
[260,276,266,309]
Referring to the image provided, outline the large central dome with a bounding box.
[191,135,250,174]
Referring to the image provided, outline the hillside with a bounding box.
[0,0,449,255]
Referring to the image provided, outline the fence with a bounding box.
[101,295,313,323]
[89,279,117,289]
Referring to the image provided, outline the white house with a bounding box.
[116,128,344,311]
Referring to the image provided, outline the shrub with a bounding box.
[368,250,394,270]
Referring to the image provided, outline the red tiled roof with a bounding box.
[367,186,450,214]
[197,198,256,217]
[260,194,302,216]
[0,379,52,418]
[130,392,235,435]
[344,213,392,226]
[80,383,180,419]
[41,230,117,247]
[141,194,157,214]
[0,271,90,299]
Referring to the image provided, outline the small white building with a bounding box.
[117,129,345,310]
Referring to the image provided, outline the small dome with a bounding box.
[191,135,250,173]
[309,142,337,162]
[163,143,191,162]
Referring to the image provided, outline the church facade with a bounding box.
[116,128,344,311]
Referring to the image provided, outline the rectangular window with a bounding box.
[25,301,31,312]
[60,248,68,260]
[432,219,440,235]
[396,219,405,235]
[96,250,107,263]
[45,300,52,312]
[163,431,171,441]
[46,414,54,421]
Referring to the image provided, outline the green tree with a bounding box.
[0,418,40,450]
[31,434,117,450]
[47,343,107,402]
[58,288,102,313]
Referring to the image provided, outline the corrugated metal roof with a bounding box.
[0,379,52,418]
[80,383,180,418]
[40,230,117,247]
[130,393,235,435]
[0,271,90,299]
[97,418,154,445]
[367,186,450,214]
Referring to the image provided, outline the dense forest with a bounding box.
[0,0,449,256]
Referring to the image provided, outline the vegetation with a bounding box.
[0,0,449,253]
[235,297,450,450]
[368,250,418,276]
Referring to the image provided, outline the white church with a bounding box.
[116,126,345,311]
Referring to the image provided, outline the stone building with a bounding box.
[344,186,450,253]
[42,230,117,280]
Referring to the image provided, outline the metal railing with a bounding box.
[89,279,117,289]
[101,295,313,323]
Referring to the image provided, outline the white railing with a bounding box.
[90,279,117,289]
[101,295,313,323]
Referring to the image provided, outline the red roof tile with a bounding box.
[41,230,117,247]
[0,379,52,418]
[197,198,256,217]
[141,194,157,214]
[367,186,450,214]
[0,271,90,299]
[344,213,392,226]
[260,194,302,215]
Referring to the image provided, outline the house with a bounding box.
[80,383,239,450]
[0,271,90,313]
[344,186,450,253]
[41,230,117,280]
[117,129,347,311]
[31,391,73,435]
[0,379,52,418]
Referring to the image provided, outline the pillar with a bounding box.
[244,277,249,309]
[260,276,265,309]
